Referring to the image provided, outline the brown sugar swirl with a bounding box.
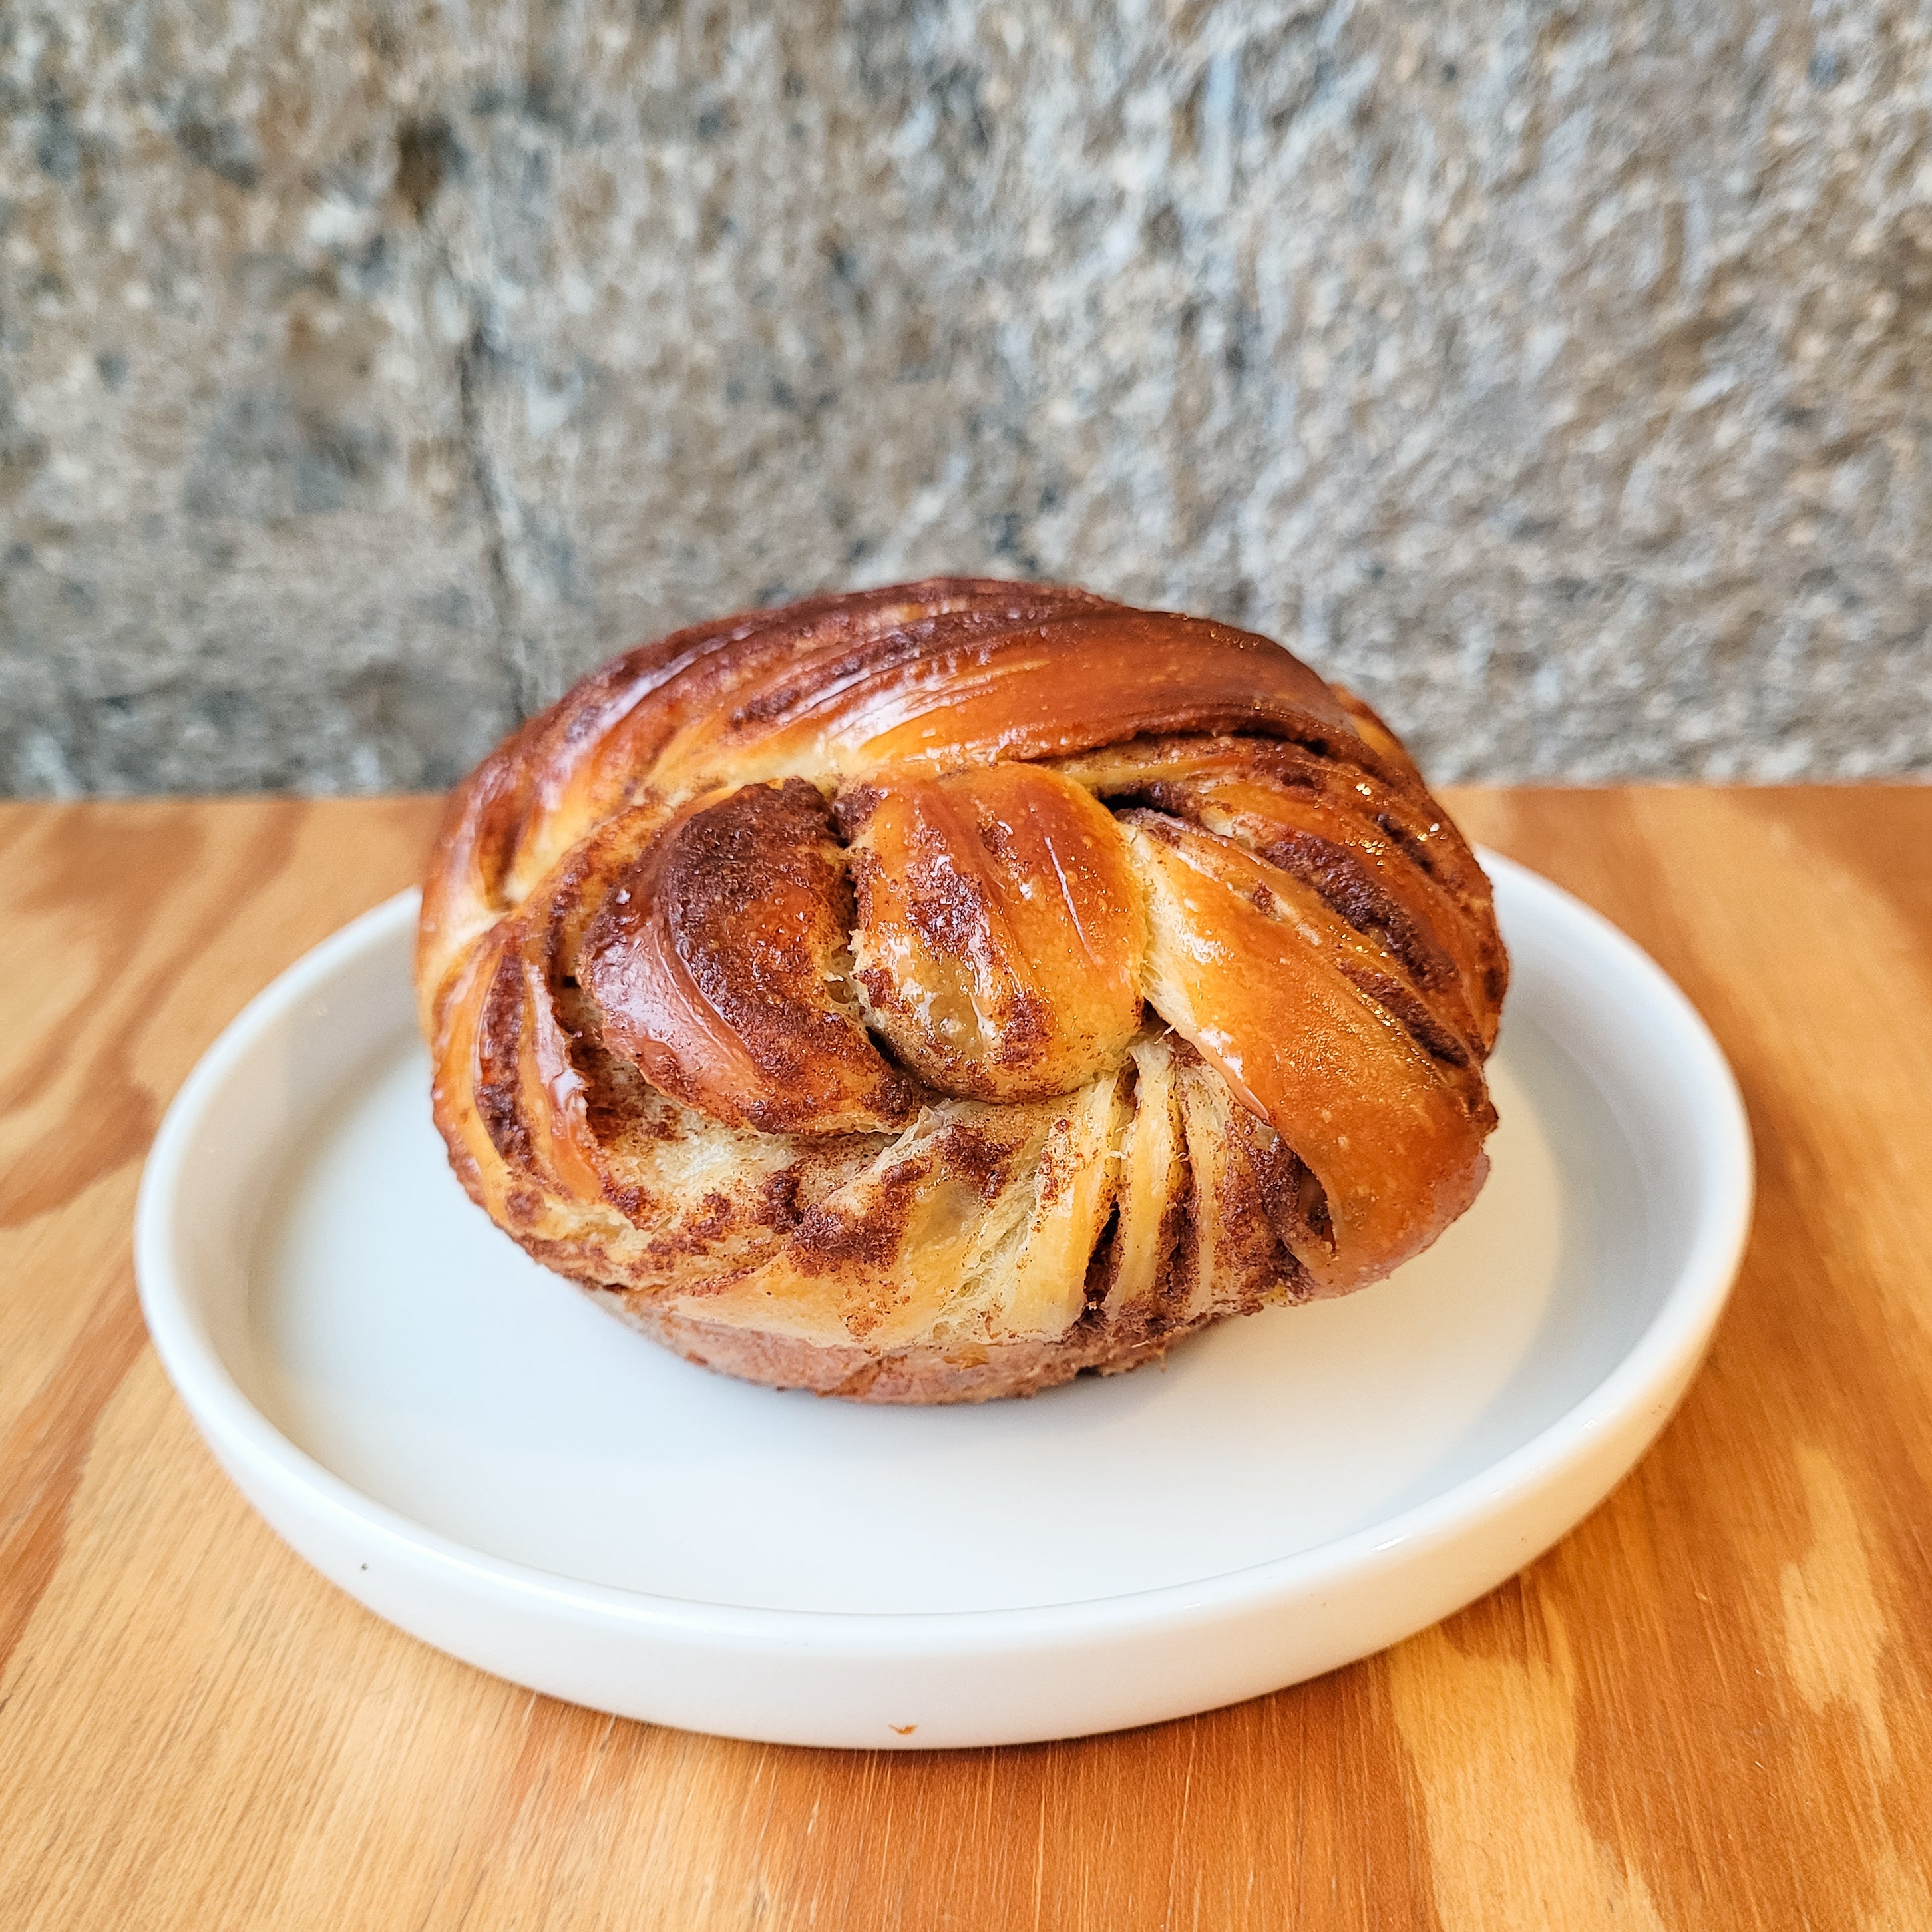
[417,578,1508,1403]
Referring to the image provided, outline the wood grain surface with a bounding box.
[3,790,1930,1930]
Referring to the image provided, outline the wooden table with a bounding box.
[3,789,1929,1929]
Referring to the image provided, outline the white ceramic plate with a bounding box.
[136,854,1751,1749]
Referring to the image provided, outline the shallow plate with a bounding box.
[136,854,1751,1748]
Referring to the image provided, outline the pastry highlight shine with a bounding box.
[417,578,1508,1402]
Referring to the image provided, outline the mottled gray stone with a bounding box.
[3,0,1930,793]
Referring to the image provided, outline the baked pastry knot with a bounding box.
[417,579,1507,1402]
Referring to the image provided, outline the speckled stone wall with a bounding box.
[3,1,1929,793]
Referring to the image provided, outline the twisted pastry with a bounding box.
[417,579,1507,1403]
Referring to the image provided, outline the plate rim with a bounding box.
[135,851,1755,1654]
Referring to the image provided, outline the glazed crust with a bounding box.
[417,578,1507,1402]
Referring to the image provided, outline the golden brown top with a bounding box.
[417,578,1506,1328]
